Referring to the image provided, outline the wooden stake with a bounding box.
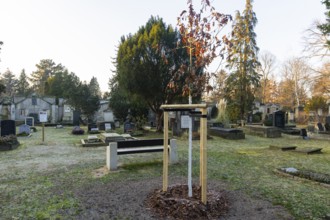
[201,108,207,204]
[163,111,169,192]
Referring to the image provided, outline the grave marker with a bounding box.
[18,124,31,135]
[317,122,324,132]
[1,120,16,136]
[25,117,34,126]
[105,123,111,130]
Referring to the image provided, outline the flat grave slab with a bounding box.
[269,145,297,151]
[209,127,245,139]
[294,148,323,154]
[99,133,126,144]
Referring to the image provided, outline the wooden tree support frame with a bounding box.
[160,104,208,204]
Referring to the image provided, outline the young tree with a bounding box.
[30,59,65,95]
[177,0,231,101]
[114,16,189,131]
[1,68,18,97]
[225,0,260,122]
[16,69,32,96]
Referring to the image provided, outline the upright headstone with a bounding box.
[301,128,308,139]
[1,120,16,136]
[25,117,34,126]
[18,124,31,135]
[114,120,120,128]
[105,123,111,131]
[317,122,324,132]
[326,116,330,124]
[88,123,97,132]
[73,110,81,126]
[273,111,285,128]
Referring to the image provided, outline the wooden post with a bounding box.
[200,108,207,204]
[42,123,45,142]
[163,111,169,192]
[160,104,208,202]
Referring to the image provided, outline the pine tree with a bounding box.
[225,0,260,122]
[16,69,32,96]
[29,59,65,95]
[1,68,18,97]
[88,76,101,98]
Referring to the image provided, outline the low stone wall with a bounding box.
[244,125,281,138]
[209,127,245,140]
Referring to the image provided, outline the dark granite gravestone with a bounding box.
[326,116,330,124]
[273,110,285,128]
[1,120,16,136]
[88,123,97,132]
[18,124,31,135]
[73,111,81,126]
[300,128,308,139]
[124,122,135,133]
[25,117,34,126]
[317,122,324,132]
[28,113,39,124]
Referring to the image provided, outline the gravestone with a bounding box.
[28,113,39,124]
[326,116,330,124]
[317,122,324,132]
[1,120,16,136]
[273,110,285,128]
[300,128,308,139]
[88,123,97,131]
[73,111,81,126]
[18,124,31,135]
[124,122,134,133]
[105,123,111,130]
[25,117,34,126]
[114,121,120,128]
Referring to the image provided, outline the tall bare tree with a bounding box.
[311,62,330,99]
[303,21,330,58]
[278,57,311,109]
[256,51,277,103]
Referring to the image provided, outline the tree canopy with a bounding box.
[30,59,65,95]
[113,16,189,130]
[318,0,330,48]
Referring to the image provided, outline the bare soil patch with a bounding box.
[72,176,294,220]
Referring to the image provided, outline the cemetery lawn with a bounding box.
[0,126,329,219]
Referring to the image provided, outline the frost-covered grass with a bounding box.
[0,126,329,219]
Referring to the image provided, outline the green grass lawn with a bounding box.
[0,126,329,219]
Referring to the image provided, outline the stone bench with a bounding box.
[106,138,178,171]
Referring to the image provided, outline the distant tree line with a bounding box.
[0,59,101,121]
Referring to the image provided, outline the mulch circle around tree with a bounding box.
[145,184,229,220]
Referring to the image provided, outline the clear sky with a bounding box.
[0,0,326,92]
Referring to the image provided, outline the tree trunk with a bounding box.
[156,110,163,132]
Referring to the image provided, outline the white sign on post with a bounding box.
[181,115,190,128]
[39,111,48,123]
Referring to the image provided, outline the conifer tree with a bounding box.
[225,0,260,122]
[16,69,32,96]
